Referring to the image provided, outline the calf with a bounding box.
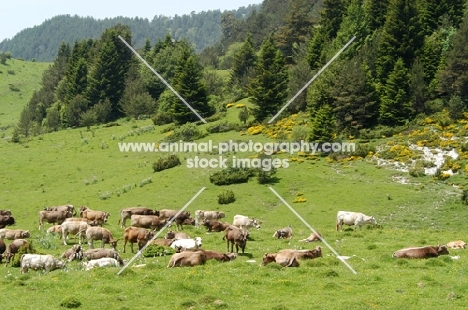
[446,240,467,249]
[336,211,377,231]
[61,244,84,262]
[392,245,449,258]
[261,251,300,267]
[3,239,28,266]
[298,232,322,242]
[123,227,154,253]
[86,227,119,250]
[203,220,231,233]
[20,254,65,273]
[167,251,206,267]
[83,257,120,271]
[283,246,322,260]
[273,226,293,239]
[0,229,30,240]
[170,237,202,251]
[83,248,124,265]
[224,225,248,254]
[164,230,190,240]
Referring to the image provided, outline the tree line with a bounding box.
[12,0,468,142]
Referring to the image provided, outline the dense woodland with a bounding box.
[0,6,256,62]
[6,0,468,141]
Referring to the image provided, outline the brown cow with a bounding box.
[273,226,293,239]
[123,227,154,253]
[118,207,159,228]
[130,215,167,231]
[0,229,30,240]
[195,210,226,228]
[0,215,15,229]
[64,217,98,226]
[0,239,5,264]
[392,245,449,258]
[61,244,84,262]
[224,225,248,254]
[61,221,89,245]
[298,232,322,242]
[44,204,76,216]
[3,239,28,266]
[83,248,124,266]
[182,218,195,226]
[38,210,72,230]
[164,230,190,240]
[81,209,110,226]
[203,220,231,232]
[282,246,322,260]
[167,251,206,267]
[261,251,300,267]
[158,209,191,230]
[446,240,467,249]
[148,238,174,247]
[85,227,119,250]
[0,210,12,216]
[183,249,237,262]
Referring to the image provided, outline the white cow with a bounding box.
[195,210,226,228]
[233,215,260,230]
[336,211,377,231]
[83,257,120,271]
[20,254,65,273]
[170,237,202,251]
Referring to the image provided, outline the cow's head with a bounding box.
[151,209,160,216]
[437,244,449,256]
[367,216,377,226]
[165,231,176,240]
[261,253,275,266]
[194,237,202,248]
[22,231,31,238]
[109,239,120,250]
[251,219,261,229]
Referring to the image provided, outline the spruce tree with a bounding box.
[230,33,256,92]
[308,104,335,143]
[379,58,414,126]
[376,0,424,82]
[364,0,389,30]
[247,35,289,122]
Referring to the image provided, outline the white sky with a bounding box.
[0,0,263,41]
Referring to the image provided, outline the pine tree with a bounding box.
[248,35,289,122]
[364,0,389,30]
[376,0,424,82]
[379,58,414,126]
[437,12,468,102]
[171,48,212,124]
[230,33,256,91]
[308,104,335,143]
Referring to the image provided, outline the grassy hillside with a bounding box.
[1,61,468,309]
[0,59,50,134]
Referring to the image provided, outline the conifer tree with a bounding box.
[247,35,289,122]
[364,0,389,30]
[230,33,256,92]
[379,58,414,125]
[308,104,335,143]
[376,0,424,82]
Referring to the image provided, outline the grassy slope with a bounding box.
[0,59,50,134]
[0,61,467,309]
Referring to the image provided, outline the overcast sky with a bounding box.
[0,0,263,41]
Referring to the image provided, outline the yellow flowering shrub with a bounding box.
[226,103,234,108]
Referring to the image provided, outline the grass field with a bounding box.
[0,60,468,309]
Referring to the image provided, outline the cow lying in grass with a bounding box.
[261,246,322,267]
[392,245,449,258]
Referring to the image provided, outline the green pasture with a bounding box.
[0,60,467,309]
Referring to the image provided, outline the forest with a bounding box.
[6,0,468,142]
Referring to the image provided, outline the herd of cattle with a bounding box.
[0,207,465,273]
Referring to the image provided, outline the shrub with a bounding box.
[210,166,255,185]
[218,190,236,204]
[164,123,207,142]
[143,244,175,257]
[153,154,181,172]
[59,296,82,308]
[11,243,37,267]
[206,121,236,133]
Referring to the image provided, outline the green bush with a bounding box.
[210,166,255,186]
[164,123,207,142]
[461,189,468,205]
[11,243,37,267]
[59,296,82,308]
[143,245,175,257]
[218,190,236,204]
[153,154,181,172]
